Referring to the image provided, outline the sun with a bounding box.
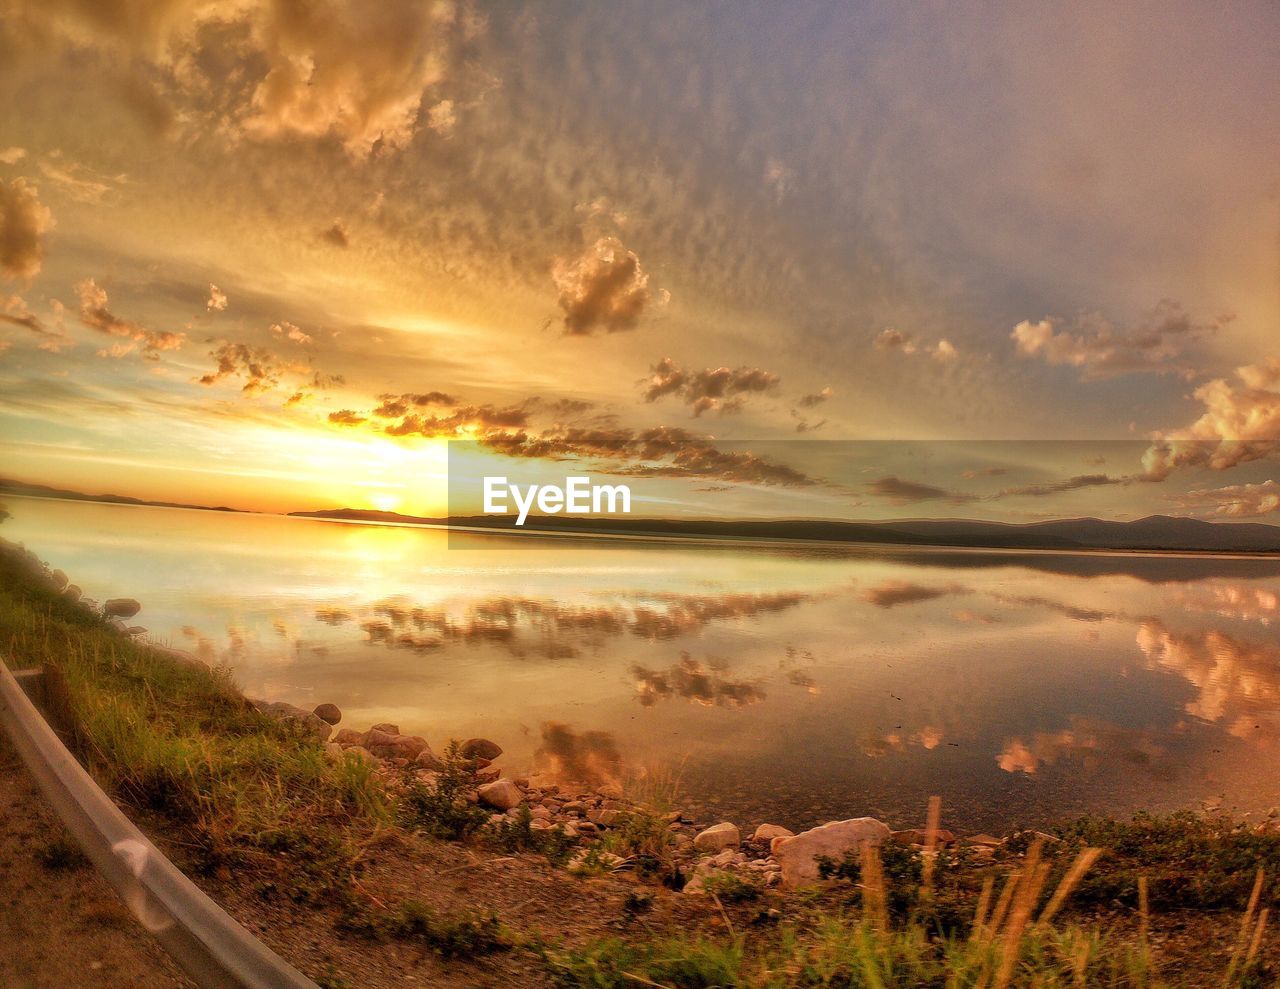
[370,492,402,512]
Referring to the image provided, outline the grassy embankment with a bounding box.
[3,538,1280,986]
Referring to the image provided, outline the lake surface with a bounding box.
[7,494,1280,833]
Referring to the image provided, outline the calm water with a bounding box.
[7,494,1280,832]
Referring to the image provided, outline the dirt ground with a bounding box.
[4,729,1276,988]
[0,737,193,989]
[0,734,708,989]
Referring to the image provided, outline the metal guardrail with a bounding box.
[0,660,319,989]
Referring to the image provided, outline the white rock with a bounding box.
[693,822,741,854]
[772,818,891,887]
[477,778,523,811]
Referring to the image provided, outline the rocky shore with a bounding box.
[3,537,1040,895]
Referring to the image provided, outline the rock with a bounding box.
[50,569,68,591]
[694,822,741,854]
[891,828,957,848]
[460,738,503,761]
[150,645,209,672]
[125,626,147,636]
[597,782,624,800]
[363,728,397,750]
[103,598,142,619]
[474,766,500,784]
[258,701,333,743]
[596,809,621,827]
[108,618,128,633]
[370,722,400,735]
[773,818,891,887]
[413,748,443,771]
[333,728,365,746]
[63,584,82,603]
[529,805,552,822]
[313,703,342,725]
[752,824,794,844]
[477,779,523,811]
[965,833,1003,848]
[324,742,345,763]
[367,733,429,760]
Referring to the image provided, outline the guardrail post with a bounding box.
[11,665,76,740]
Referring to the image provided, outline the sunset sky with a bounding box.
[1,1,1279,521]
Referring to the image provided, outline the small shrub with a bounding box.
[700,869,763,903]
[37,836,88,871]
[399,741,490,840]
[340,899,512,958]
[599,809,680,884]
[488,804,577,863]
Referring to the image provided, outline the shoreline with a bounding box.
[5,532,1280,985]
[9,489,1280,561]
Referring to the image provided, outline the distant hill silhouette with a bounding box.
[0,477,240,514]
[7,475,1279,554]
[288,507,1280,554]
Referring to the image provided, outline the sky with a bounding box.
[1,0,1279,521]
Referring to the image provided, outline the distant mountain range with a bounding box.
[6,476,1280,554]
[0,477,241,514]
[288,507,1280,554]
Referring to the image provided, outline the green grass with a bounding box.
[0,540,388,895]
[338,898,514,957]
[1055,813,1280,912]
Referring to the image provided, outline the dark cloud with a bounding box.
[319,221,349,248]
[328,409,366,425]
[0,178,54,280]
[995,473,1124,498]
[484,424,816,487]
[76,279,185,357]
[553,236,657,334]
[642,357,780,416]
[876,328,916,353]
[372,391,456,417]
[197,340,303,392]
[381,403,530,436]
[796,386,832,408]
[866,475,976,505]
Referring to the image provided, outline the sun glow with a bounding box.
[370,492,403,512]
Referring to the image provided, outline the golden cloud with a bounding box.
[553,235,658,334]
[0,178,54,280]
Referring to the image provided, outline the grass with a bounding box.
[398,740,492,841]
[338,898,514,957]
[548,836,1279,987]
[9,536,1280,982]
[0,539,388,897]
